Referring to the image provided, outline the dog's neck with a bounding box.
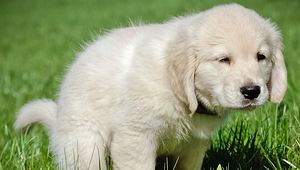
[195,102,218,116]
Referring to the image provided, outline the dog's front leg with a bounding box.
[176,139,211,170]
[175,114,224,170]
[176,138,211,170]
[110,130,157,170]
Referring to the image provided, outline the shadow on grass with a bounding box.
[202,122,288,170]
[156,122,289,170]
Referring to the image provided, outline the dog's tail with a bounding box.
[15,99,57,131]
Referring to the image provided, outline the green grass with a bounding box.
[0,0,300,169]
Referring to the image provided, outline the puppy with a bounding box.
[15,4,287,170]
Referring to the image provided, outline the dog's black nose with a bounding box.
[240,85,261,100]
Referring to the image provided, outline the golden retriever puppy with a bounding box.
[15,3,287,170]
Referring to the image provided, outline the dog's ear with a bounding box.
[269,49,287,103]
[167,34,198,114]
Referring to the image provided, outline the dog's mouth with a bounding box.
[239,100,260,110]
[195,99,261,115]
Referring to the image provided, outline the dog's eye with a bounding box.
[219,57,230,64]
[257,52,266,61]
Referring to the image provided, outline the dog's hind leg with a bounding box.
[52,126,108,170]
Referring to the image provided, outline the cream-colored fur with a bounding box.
[15,4,287,170]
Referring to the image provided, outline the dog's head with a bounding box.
[168,4,287,114]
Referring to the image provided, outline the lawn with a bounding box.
[0,0,299,169]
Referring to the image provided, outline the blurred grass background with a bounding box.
[0,0,299,169]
